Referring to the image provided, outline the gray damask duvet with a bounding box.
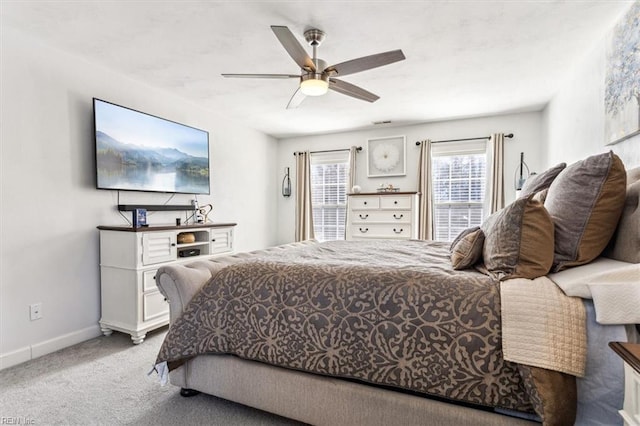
[156,240,576,424]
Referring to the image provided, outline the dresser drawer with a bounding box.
[142,269,159,292]
[380,195,412,209]
[350,196,380,210]
[350,224,413,239]
[143,290,169,322]
[351,210,411,224]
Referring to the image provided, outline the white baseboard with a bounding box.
[0,325,102,370]
[0,346,31,370]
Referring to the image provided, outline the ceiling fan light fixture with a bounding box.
[300,75,329,96]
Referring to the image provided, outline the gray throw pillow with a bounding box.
[603,167,640,264]
[481,194,555,280]
[520,163,566,197]
[544,151,626,272]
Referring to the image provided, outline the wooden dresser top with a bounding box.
[610,342,640,374]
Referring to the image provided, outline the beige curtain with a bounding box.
[295,151,315,241]
[418,140,433,240]
[487,133,505,213]
[344,146,359,239]
[348,146,358,190]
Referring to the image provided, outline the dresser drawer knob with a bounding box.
[359,227,369,233]
[393,228,403,234]
[393,214,403,220]
[211,239,216,242]
[359,214,369,219]
[363,201,368,205]
[394,201,398,205]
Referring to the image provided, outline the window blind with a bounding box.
[310,151,349,242]
[431,142,487,242]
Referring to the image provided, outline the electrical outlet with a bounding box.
[29,303,42,321]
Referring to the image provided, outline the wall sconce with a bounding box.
[515,152,530,190]
[282,167,291,197]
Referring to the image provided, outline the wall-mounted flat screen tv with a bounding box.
[94,98,210,194]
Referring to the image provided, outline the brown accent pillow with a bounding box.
[520,163,567,197]
[481,195,554,280]
[450,227,485,270]
[544,151,627,272]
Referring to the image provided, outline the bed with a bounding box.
[153,154,639,426]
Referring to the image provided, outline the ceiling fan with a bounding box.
[222,26,406,109]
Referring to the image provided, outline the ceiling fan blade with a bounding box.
[221,73,300,79]
[329,78,379,103]
[325,49,405,77]
[271,26,316,71]
[286,87,307,109]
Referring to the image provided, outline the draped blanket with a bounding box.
[501,277,587,377]
[156,240,543,414]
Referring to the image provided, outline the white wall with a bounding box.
[0,26,278,368]
[543,5,639,169]
[276,111,544,244]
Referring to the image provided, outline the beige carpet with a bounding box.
[0,328,304,425]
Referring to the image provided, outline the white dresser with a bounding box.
[97,223,236,344]
[346,192,419,240]
[611,342,640,426]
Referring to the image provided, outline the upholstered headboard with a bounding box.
[604,167,640,263]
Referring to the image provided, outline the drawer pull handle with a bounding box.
[394,201,398,205]
[393,214,403,220]
[359,214,369,219]
[211,239,216,242]
[171,243,176,247]
[363,201,367,205]
[153,276,156,280]
[393,228,403,234]
[359,227,369,233]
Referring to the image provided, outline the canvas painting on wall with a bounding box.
[604,2,640,145]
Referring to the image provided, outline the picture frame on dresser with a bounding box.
[367,135,406,177]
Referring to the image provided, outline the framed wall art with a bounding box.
[604,2,639,145]
[367,136,406,177]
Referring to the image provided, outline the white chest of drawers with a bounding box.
[346,192,419,240]
[97,223,236,344]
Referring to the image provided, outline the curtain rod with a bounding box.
[415,133,514,146]
[293,146,362,156]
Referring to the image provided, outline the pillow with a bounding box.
[520,162,566,197]
[548,256,634,298]
[603,167,640,263]
[450,226,485,270]
[544,151,627,272]
[480,194,554,280]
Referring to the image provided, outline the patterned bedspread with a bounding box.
[156,240,575,425]
[156,239,548,414]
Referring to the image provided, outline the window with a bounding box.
[432,142,487,242]
[310,151,350,242]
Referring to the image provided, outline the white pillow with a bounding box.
[548,257,635,298]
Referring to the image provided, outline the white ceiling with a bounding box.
[1,1,632,138]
